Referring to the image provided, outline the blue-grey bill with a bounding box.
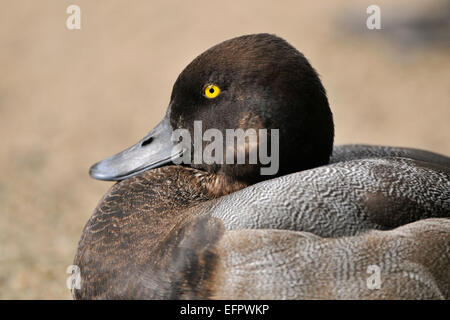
[89,116,183,181]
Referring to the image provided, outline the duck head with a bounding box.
[90,33,334,186]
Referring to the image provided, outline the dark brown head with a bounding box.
[90,34,334,186]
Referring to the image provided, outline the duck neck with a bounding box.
[199,172,248,198]
[123,165,248,207]
[176,165,249,198]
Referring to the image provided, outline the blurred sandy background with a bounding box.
[0,0,449,299]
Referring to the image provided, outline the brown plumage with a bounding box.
[75,167,226,299]
[213,219,449,299]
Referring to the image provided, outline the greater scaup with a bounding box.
[74,33,450,299]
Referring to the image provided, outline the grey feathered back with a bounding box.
[331,144,450,167]
[209,157,450,237]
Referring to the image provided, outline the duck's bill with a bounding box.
[89,116,183,181]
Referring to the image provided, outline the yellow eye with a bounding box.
[204,84,221,99]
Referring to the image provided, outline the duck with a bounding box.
[74,33,450,299]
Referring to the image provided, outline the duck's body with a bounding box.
[74,34,450,299]
[74,153,450,299]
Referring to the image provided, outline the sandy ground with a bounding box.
[0,0,449,299]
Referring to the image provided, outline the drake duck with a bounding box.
[74,33,450,299]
